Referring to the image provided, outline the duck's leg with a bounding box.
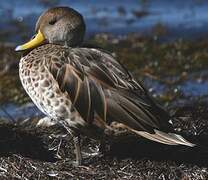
[61,122,82,166]
[72,134,82,166]
[67,130,82,166]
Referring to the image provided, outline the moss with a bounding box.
[88,34,208,78]
[0,45,29,104]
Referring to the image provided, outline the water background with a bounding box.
[1,0,208,43]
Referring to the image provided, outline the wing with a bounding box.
[45,46,173,135]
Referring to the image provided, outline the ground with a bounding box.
[0,101,208,179]
[0,34,208,179]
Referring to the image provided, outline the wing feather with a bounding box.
[74,77,92,122]
[89,64,116,88]
[89,78,107,122]
[47,47,175,136]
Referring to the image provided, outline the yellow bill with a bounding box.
[15,30,45,51]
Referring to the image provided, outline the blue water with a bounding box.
[1,0,208,43]
[181,81,208,97]
[0,103,43,122]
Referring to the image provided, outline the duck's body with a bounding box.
[16,7,195,166]
[19,44,194,144]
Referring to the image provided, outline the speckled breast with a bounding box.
[19,54,72,121]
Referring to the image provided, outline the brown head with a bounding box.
[15,7,86,51]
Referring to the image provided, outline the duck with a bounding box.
[15,7,195,166]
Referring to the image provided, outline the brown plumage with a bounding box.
[16,7,195,166]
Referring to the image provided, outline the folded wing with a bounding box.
[46,47,195,147]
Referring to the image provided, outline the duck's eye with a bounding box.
[49,18,57,25]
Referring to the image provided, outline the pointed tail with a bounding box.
[131,129,195,147]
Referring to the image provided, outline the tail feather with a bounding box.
[155,130,195,147]
[133,130,179,145]
[131,129,195,147]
